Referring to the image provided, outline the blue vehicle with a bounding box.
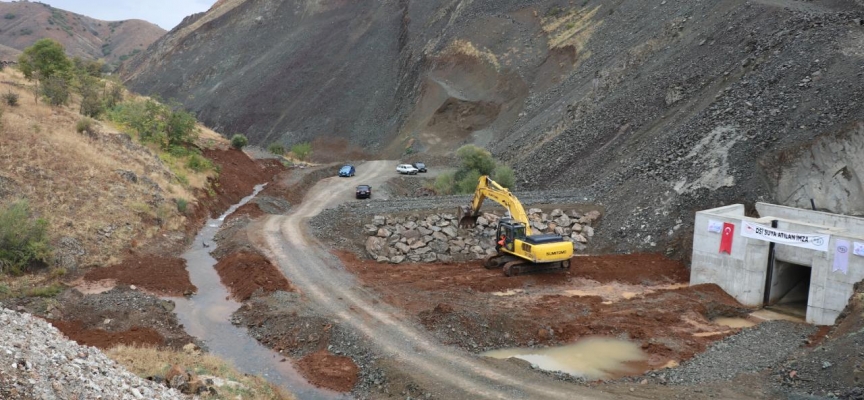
[339,165,356,177]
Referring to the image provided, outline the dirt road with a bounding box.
[257,160,612,399]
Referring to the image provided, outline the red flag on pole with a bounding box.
[719,222,734,254]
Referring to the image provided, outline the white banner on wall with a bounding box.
[854,242,864,257]
[741,221,831,252]
[707,220,723,233]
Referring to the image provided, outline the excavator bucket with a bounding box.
[457,206,478,228]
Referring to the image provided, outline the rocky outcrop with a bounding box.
[364,208,601,264]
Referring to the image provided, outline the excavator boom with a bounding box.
[458,176,531,234]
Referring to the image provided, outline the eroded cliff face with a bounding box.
[124,0,864,251]
[774,123,864,216]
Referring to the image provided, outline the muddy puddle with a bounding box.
[482,337,649,380]
[171,184,344,399]
[714,317,757,328]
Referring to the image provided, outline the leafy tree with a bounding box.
[290,142,312,161]
[18,38,71,81]
[19,39,72,104]
[0,201,52,275]
[165,106,198,148]
[492,164,515,189]
[231,134,248,149]
[456,145,496,176]
[457,169,483,194]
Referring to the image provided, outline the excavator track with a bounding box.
[503,259,571,276]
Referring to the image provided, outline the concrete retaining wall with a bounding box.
[691,202,864,325]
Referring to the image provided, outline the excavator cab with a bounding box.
[495,218,525,252]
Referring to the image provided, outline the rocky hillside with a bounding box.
[0,2,164,67]
[123,0,864,252]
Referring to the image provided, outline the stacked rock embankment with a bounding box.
[364,208,602,263]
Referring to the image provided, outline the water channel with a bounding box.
[171,184,343,399]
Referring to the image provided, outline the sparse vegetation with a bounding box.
[290,142,312,161]
[3,91,18,106]
[0,200,52,276]
[431,144,514,194]
[106,345,295,400]
[26,283,63,298]
[75,117,96,136]
[4,13,15,20]
[231,134,248,149]
[106,98,200,150]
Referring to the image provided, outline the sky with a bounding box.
[36,0,214,30]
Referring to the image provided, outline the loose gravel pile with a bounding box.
[652,320,816,385]
[0,307,184,400]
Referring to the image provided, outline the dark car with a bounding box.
[339,165,355,177]
[355,185,372,199]
[412,162,427,173]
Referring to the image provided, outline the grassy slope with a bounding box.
[0,68,221,268]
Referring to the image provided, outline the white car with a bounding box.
[396,164,419,175]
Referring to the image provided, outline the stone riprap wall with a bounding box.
[364,208,602,264]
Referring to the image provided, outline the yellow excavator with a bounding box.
[458,176,574,276]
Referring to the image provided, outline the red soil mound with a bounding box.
[214,251,292,300]
[83,256,195,297]
[296,350,359,392]
[48,319,164,349]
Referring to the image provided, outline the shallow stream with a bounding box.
[171,184,342,399]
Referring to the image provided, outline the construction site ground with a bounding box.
[6,156,857,399]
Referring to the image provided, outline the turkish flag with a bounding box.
[719,222,734,254]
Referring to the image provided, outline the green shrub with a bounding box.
[27,284,63,298]
[41,75,70,106]
[433,172,456,195]
[267,143,285,155]
[290,142,312,161]
[185,153,213,172]
[457,169,482,194]
[3,91,19,106]
[4,13,15,20]
[231,134,248,149]
[75,117,96,136]
[0,200,52,275]
[175,198,188,214]
[492,164,515,189]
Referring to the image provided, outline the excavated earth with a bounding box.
[9,155,861,399]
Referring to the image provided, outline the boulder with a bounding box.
[414,247,432,255]
[550,209,563,218]
[376,228,391,238]
[422,235,435,243]
[528,208,543,215]
[372,215,387,226]
[426,214,441,224]
[584,226,595,237]
[404,221,418,230]
[554,215,571,227]
[571,223,583,232]
[430,241,449,253]
[402,229,421,240]
[432,231,448,241]
[442,226,458,238]
[364,224,379,235]
[365,236,390,257]
[476,216,489,226]
[571,233,588,243]
[376,256,390,263]
[409,240,426,250]
[532,221,548,231]
[395,242,411,254]
[418,227,433,236]
[422,252,438,263]
[391,255,406,264]
[437,254,454,263]
[568,210,583,219]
